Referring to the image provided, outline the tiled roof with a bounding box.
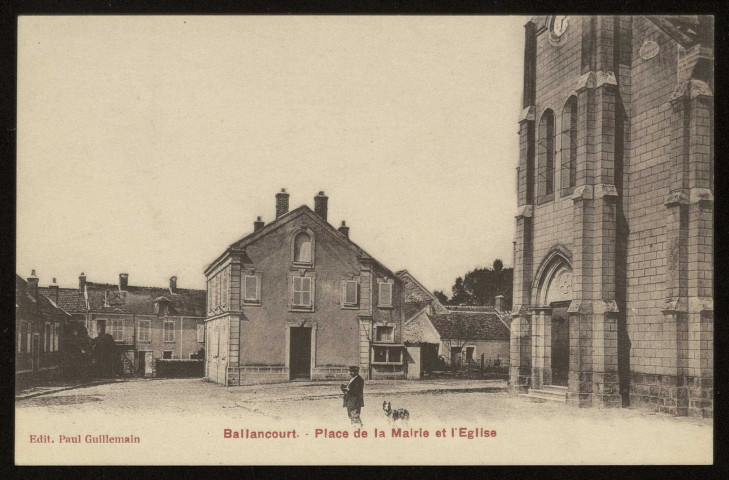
[38,287,84,313]
[429,311,510,342]
[446,305,498,312]
[83,282,206,316]
[16,275,72,319]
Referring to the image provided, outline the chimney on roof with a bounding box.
[119,273,129,290]
[275,188,289,219]
[170,276,177,293]
[254,216,265,232]
[314,191,328,222]
[27,270,39,300]
[49,277,59,305]
[495,295,504,312]
[338,220,349,238]
[79,272,87,291]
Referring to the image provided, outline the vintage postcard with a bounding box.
[15,15,713,465]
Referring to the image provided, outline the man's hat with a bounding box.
[348,366,360,373]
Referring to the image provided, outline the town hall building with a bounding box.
[510,16,713,417]
[204,190,407,386]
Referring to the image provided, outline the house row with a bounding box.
[202,190,511,386]
[35,273,206,375]
[16,272,72,380]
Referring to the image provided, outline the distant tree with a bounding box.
[446,259,513,309]
[61,320,92,379]
[92,333,121,377]
[433,290,449,304]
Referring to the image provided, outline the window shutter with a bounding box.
[244,276,258,301]
[340,280,347,306]
[379,282,392,307]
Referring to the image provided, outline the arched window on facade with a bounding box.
[538,109,556,202]
[561,97,577,196]
[293,232,312,264]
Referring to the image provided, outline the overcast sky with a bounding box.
[17,15,527,294]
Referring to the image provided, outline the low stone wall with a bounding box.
[371,364,406,379]
[155,359,204,378]
[311,366,350,381]
[226,366,289,386]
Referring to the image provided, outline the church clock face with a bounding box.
[549,16,570,44]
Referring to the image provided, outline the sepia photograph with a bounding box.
[14,14,714,465]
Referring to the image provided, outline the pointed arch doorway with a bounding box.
[532,250,573,389]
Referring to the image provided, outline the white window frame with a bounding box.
[341,280,359,308]
[163,320,175,343]
[375,325,394,343]
[197,324,205,343]
[108,318,124,342]
[291,275,314,310]
[372,345,404,365]
[377,280,394,308]
[138,320,152,343]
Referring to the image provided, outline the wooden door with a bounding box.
[550,302,570,386]
[289,327,311,379]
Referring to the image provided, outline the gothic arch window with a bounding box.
[561,96,578,197]
[292,229,315,266]
[538,109,556,203]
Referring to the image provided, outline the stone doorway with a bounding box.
[550,301,570,386]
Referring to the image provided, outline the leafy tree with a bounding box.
[440,259,513,309]
[433,290,449,304]
[92,333,121,377]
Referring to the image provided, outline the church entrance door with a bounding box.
[550,301,570,386]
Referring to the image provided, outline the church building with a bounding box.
[510,16,713,417]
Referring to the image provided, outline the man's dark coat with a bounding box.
[342,374,365,409]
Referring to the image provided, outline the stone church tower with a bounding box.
[510,16,713,417]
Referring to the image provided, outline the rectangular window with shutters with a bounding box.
[341,280,358,308]
[164,320,175,342]
[243,275,260,303]
[138,320,151,343]
[292,276,312,309]
[378,282,393,308]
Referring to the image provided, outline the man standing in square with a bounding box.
[341,366,364,427]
